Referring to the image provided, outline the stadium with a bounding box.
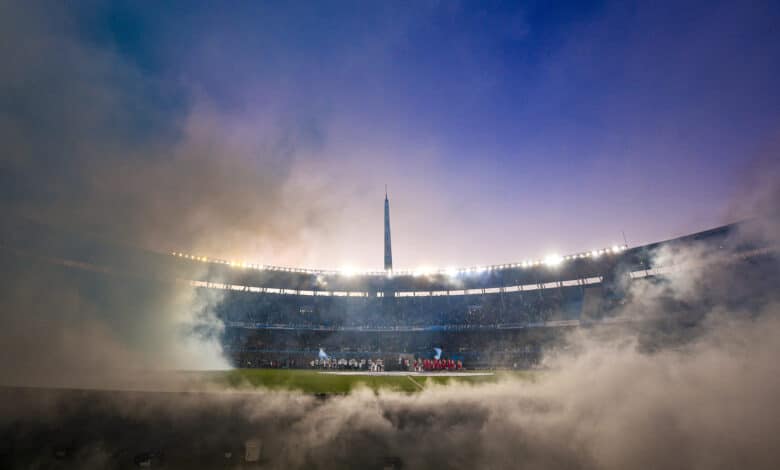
[194,194,776,372]
[3,194,777,377]
[3,1,780,468]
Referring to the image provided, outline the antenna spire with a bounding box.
[384,189,393,270]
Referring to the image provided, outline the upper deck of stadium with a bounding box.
[176,222,740,295]
[2,212,767,298]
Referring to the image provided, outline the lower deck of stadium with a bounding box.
[216,248,779,369]
[216,280,630,369]
[215,281,615,368]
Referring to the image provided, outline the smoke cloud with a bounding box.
[0,1,334,260]
[1,298,779,468]
[0,1,335,376]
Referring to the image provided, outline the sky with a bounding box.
[2,0,779,270]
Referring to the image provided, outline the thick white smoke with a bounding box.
[2,305,779,469]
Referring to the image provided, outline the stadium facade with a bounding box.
[1,198,777,370]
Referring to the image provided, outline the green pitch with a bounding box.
[209,369,537,394]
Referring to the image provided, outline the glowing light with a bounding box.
[544,254,564,267]
[168,239,632,278]
[413,267,434,277]
[340,266,358,277]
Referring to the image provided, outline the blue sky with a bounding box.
[3,0,780,269]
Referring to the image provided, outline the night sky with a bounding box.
[2,0,779,270]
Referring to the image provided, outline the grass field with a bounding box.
[208,369,538,394]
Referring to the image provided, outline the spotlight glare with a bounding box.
[414,267,434,277]
[544,254,564,267]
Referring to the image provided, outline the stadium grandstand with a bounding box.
[1,194,777,370]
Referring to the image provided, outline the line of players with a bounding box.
[311,358,385,371]
[405,358,463,372]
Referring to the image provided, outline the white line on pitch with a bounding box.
[406,375,424,390]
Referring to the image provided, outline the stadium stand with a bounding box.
[1,214,776,369]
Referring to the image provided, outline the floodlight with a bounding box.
[544,254,564,267]
[341,266,357,277]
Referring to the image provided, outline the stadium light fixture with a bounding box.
[544,254,564,267]
[414,267,434,277]
[340,266,357,277]
[168,240,632,278]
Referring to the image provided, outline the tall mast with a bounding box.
[384,186,393,271]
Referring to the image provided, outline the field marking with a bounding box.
[406,375,424,390]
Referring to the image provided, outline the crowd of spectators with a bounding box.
[213,286,589,330]
[310,358,385,371]
[214,284,588,370]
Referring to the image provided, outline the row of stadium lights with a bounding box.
[170,244,628,277]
